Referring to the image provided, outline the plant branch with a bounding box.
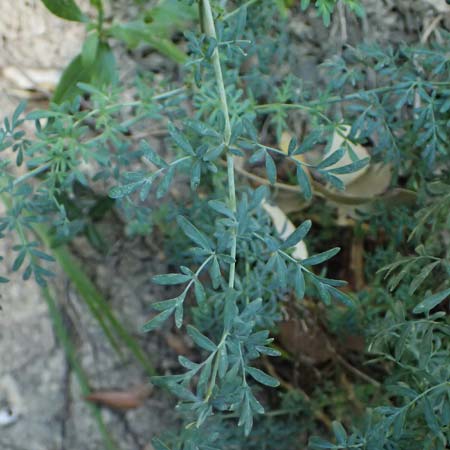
[201,0,236,288]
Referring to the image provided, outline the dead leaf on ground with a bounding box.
[334,163,392,225]
[165,332,191,355]
[278,309,332,364]
[85,384,153,410]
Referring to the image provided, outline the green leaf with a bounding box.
[168,123,194,155]
[91,43,117,88]
[301,0,311,11]
[40,0,86,21]
[52,53,92,104]
[328,157,370,175]
[265,152,277,184]
[12,101,27,125]
[209,256,221,289]
[246,366,280,387]
[423,398,441,436]
[82,31,99,68]
[282,220,311,249]
[288,137,297,155]
[177,216,213,251]
[152,297,182,312]
[296,165,312,200]
[317,147,345,169]
[156,166,175,199]
[12,250,26,271]
[151,438,171,450]
[107,20,187,64]
[185,119,219,138]
[52,43,116,104]
[327,285,353,306]
[332,421,347,445]
[187,325,217,352]
[308,436,335,449]
[409,260,440,295]
[152,273,191,285]
[109,181,143,199]
[166,382,198,402]
[142,309,173,332]
[294,268,305,299]
[208,200,234,218]
[301,247,340,266]
[190,161,201,190]
[413,288,450,314]
[174,303,183,328]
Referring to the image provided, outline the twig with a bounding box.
[420,15,443,44]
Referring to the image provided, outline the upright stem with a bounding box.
[201,0,237,288]
[201,0,232,145]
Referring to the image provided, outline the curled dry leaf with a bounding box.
[262,200,308,259]
[335,163,392,224]
[85,384,153,410]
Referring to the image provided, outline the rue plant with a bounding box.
[1,0,449,449]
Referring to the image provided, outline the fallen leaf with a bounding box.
[278,308,332,364]
[334,163,392,224]
[165,332,191,355]
[85,384,152,410]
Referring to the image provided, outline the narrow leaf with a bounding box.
[142,309,173,332]
[186,325,217,352]
[282,220,312,249]
[41,0,86,21]
[246,366,280,387]
[413,288,450,314]
[296,165,312,200]
[301,247,340,266]
[177,216,213,251]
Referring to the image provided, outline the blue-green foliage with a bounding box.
[1,0,450,449]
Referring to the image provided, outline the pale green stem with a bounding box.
[13,162,52,186]
[255,80,450,112]
[200,0,238,405]
[222,0,259,21]
[201,0,236,289]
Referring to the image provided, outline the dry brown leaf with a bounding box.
[278,311,332,364]
[165,332,191,355]
[85,384,152,410]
